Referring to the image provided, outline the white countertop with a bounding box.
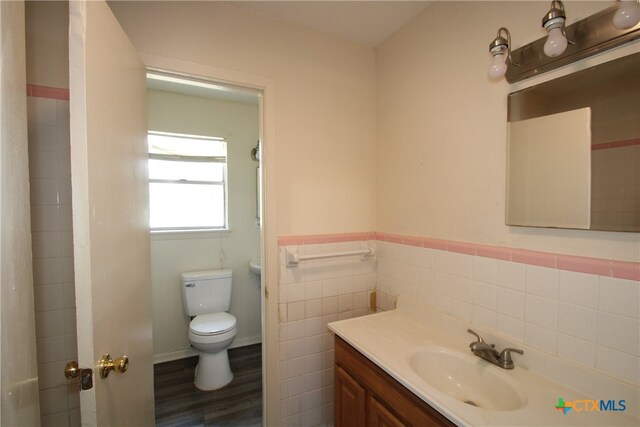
[328,306,639,426]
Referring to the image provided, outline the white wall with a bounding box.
[376,1,639,262]
[375,1,639,418]
[25,0,68,89]
[109,1,378,237]
[1,1,41,425]
[147,89,261,361]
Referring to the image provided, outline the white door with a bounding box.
[68,1,153,425]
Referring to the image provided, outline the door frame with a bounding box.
[140,53,279,425]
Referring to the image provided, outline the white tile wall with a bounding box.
[282,239,638,425]
[376,241,640,387]
[28,96,79,427]
[599,276,640,318]
[278,241,375,426]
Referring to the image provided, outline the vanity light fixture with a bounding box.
[614,0,640,29]
[542,1,571,57]
[489,1,640,83]
[488,28,512,80]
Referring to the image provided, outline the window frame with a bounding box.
[148,131,229,232]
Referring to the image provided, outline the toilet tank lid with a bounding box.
[181,269,232,281]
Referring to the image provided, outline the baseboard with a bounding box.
[229,334,262,349]
[153,347,198,364]
[153,335,263,365]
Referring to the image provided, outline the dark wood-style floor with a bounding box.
[154,344,262,427]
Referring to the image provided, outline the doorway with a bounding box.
[145,71,265,424]
[22,2,277,423]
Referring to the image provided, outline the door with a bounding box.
[68,1,153,425]
[335,365,366,427]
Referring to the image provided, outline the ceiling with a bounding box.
[222,1,431,47]
[146,1,431,103]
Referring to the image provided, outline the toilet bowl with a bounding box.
[181,269,237,391]
[189,312,237,390]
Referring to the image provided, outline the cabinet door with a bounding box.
[369,396,407,427]
[335,366,366,427]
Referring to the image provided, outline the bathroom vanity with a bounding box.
[335,335,454,426]
[328,299,639,426]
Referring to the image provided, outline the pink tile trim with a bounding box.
[27,84,69,100]
[591,138,640,151]
[557,255,612,276]
[278,232,639,280]
[423,238,448,251]
[512,249,557,269]
[447,241,477,256]
[612,261,640,281]
[403,236,424,247]
[476,244,512,261]
[382,233,405,244]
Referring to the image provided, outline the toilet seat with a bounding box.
[190,312,237,336]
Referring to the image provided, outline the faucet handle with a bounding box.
[498,348,524,369]
[467,329,484,345]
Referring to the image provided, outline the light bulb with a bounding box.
[488,53,507,80]
[544,27,568,57]
[614,0,640,29]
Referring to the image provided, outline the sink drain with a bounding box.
[464,400,479,407]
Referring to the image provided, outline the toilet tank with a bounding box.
[181,269,232,316]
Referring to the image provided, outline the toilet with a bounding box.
[181,269,237,391]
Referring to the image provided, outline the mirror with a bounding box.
[506,53,640,232]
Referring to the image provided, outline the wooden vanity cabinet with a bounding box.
[334,336,456,427]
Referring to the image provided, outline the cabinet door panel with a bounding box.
[369,396,407,427]
[335,365,366,427]
[335,336,456,427]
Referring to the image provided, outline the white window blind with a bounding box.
[148,132,227,231]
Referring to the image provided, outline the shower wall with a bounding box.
[25,2,78,426]
[28,93,79,426]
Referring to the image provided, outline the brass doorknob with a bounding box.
[65,361,80,379]
[99,354,129,378]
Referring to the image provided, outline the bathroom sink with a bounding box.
[249,258,261,276]
[409,347,526,411]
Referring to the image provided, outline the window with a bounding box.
[148,132,227,231]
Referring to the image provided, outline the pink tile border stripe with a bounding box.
[26,84,70,100]
[612,261,640,281]
[278,231,639,281]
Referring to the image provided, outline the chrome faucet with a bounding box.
[467,329,523,370]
